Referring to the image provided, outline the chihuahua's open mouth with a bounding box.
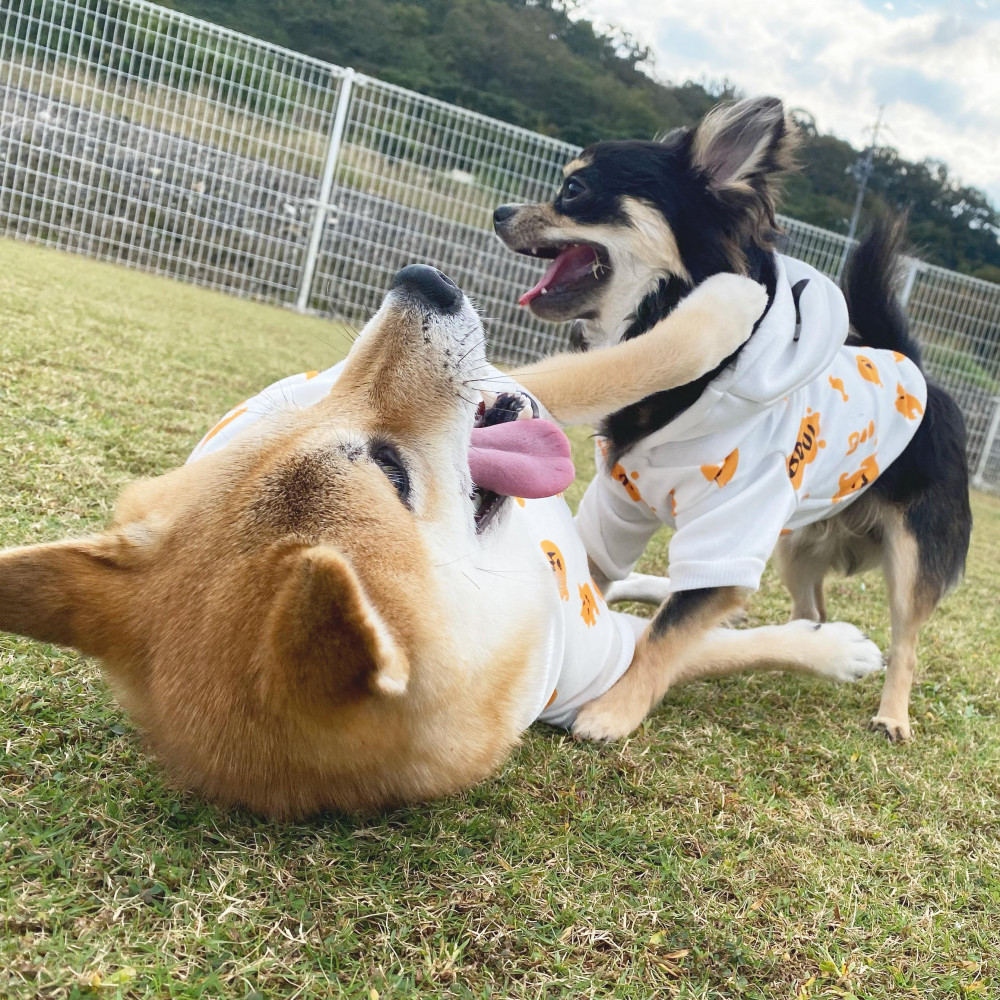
[515,243,611,310]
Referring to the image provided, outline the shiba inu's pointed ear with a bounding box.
[691,96,798,201]
[0,536,137,657]
[267,547,410,702]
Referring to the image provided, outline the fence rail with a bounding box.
[3,0,1000,490]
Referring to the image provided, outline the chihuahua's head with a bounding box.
[495,97,798,350]
[0,266,555,818]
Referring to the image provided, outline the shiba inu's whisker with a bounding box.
[455,340,482,367]
[474,567,536,578]
[462,375,513,388]
[300,326,358,357]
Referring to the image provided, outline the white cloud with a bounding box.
[578,0,1000,206]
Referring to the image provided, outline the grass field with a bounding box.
[1,239,999,1000]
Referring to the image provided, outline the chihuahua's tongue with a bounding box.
[469,420,574,499]
[518,245,598,306]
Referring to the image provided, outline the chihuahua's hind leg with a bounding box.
[869,515,937,743]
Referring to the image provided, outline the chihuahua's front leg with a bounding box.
[511,274,765,425]
[573,586,747,740]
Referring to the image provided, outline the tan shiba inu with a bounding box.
[0,266,881,817]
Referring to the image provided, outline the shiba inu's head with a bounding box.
[494,96,798,350]
[0,266,563,818]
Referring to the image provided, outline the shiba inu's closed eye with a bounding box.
[370,440,410,505]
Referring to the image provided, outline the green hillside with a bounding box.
[163,0,1000,282]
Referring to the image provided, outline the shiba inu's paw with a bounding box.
[869,714,912,742]
[572,681,649,742]
[789,619,884,682]
[685,272,767,355]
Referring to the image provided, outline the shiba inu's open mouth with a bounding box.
[469,389,572,532]
[514,243,611,312]
[384,264,574,535]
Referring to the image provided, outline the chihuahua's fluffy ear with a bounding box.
[266,547,410,706]
[691,96,799,222]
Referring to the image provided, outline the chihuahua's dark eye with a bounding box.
[371,442,410,504]
[561,175,588,204]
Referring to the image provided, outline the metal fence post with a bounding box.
[295,68,356,313]
[972,395,1000,491]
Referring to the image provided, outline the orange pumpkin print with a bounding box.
[856,354,882,386]
[596,436,611,461]
[579,582,599,627]
[611,463,643,502]
[701,448,739,488]
[669,489,678,518]
[895,382,924,420]
[829,375,849,402]
[787,410,826,489]
[846,419,876,457]
[833,454,880,502]
[303,370,320,380]
[540,539,569,601]
[892,351,906,363]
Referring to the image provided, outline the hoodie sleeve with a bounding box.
[667,452,796,592]
[575,468,663,582]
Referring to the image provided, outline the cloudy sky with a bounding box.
[578,0,1000,207]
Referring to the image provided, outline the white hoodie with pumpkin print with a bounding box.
[575,255,928,592]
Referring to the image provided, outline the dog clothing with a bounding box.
[189,362,637,730]
[575,254,928,592]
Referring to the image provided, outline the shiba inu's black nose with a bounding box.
[391,265,461,312]
[493,204,516,226]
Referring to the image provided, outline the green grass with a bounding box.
[1,238,999,999]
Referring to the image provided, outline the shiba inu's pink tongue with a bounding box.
[518,245,598,306]
[469,420,574,498]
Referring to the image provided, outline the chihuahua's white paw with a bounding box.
[603,572,671,605]
[691,272,768,331]
[790,619,884,683]
[869,713,912,742]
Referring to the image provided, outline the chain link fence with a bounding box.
[3,0,1000,490]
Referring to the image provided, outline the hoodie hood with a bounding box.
[725,255,849,403]
[644,255,849,444]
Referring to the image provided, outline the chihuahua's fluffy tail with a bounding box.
[842,214,923,369]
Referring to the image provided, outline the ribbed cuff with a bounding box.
[667,557,765,592]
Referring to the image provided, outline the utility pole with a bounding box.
[837,105,886,281]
